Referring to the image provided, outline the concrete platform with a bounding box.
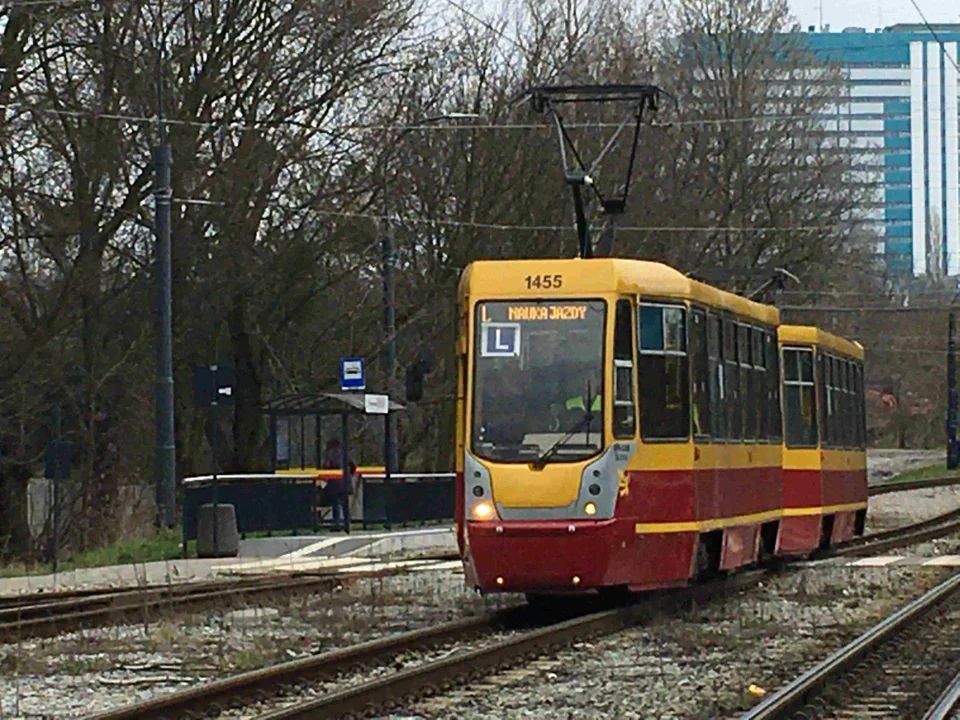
[216,527,458,576]
[0,557,242,597]
[0,527,459,596]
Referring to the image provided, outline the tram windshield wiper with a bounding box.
[532,410,596,469]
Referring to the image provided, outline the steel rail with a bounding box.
[923,670,960,720]
[93,570,764,720]
[0,559,456,645]
[0,581,204,610]
[0,575,343,644]
[824,507,960,558]
[869,474,960,496]
[741,571,960,719]
[0,575,295,620]
[85,608,531,720]
[255,571,768,720]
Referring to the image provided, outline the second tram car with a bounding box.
[778,325,868,555]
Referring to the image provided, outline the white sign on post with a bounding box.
[364,393,389,415]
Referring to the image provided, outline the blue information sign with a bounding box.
[340,357,366,391]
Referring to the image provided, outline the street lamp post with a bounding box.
[153,1,191,529]
[380,113,478,474]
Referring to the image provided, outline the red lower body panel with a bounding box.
[464,520,695,594]
[781,466,867,554]
[779,516,821,554]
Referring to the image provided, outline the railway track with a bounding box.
[741,571,960,719]
[87,571,770,720]
[0,558,455,644]
[924,670,960,720]
[0,473,951,645]
[868,474,960,496]
[823,505,960,559]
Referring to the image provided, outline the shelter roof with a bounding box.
[262,392,404,415]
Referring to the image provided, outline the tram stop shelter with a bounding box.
[266,391,404,524]
[182,391,406,540]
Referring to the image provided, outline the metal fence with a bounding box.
[181,472,456,544]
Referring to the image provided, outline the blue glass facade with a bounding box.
[786,25,960,276]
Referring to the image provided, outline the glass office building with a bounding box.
[789,24,960,276]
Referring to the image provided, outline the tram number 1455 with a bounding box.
[525,274,563,289]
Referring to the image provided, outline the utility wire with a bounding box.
[178,202,851,234]
[905,0,960,72]
[437,0,527,54]
[0,101,881,134]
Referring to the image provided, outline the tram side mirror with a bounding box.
[405,348,435,403]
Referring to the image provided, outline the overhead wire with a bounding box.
[173,201,851,234]
[436,0,527,55]
[0,99,853,133]
[904,0,960,72]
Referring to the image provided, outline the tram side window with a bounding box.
[823,356,834,448]
[856,362,866,449]
[766,331,782,441]
[638,304,689,440]
[833,360,850,447]
[690,308,710,439]
[724,318,741,439]
[845,360,856,448]
[739,325,756,440]
[751,329,764,441]
[817,353,828,446]
[708,315,726,439]
[613,299,636,439]
[783,347,818,448]
[831,357,842,447]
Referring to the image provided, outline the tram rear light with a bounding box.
[472,501,495,520]
[584,502,597,516]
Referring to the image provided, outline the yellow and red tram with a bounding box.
[454,258,867,597]
[778,325,868,554]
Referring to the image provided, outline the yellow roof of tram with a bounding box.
[459,258,779,325]
[778,324,864,360]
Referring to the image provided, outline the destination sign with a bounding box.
[507,304,588,321]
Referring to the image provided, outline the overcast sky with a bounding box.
[788,0,960,32]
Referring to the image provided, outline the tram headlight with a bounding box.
[584,502,597,516]
[472,500,495,520]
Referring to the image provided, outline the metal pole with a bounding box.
[153,143,177,528]
[51,407,62,573]
[376,115,477,475]
[341,412,350,532]
[153,0,176,530]
[383,412,392,529]
[381,152,399,475]
[948,311,957,469]
[212,396,219,556]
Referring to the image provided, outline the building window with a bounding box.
[783,346,817,448]
[639,303,689,440]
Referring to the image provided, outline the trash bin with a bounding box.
[197,503,240,558]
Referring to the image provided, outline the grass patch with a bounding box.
[0,528,195,578]
[887,462,960,484]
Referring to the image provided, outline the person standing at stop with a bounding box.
[323,438,355,533]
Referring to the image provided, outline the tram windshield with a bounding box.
[471,299,606,463]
